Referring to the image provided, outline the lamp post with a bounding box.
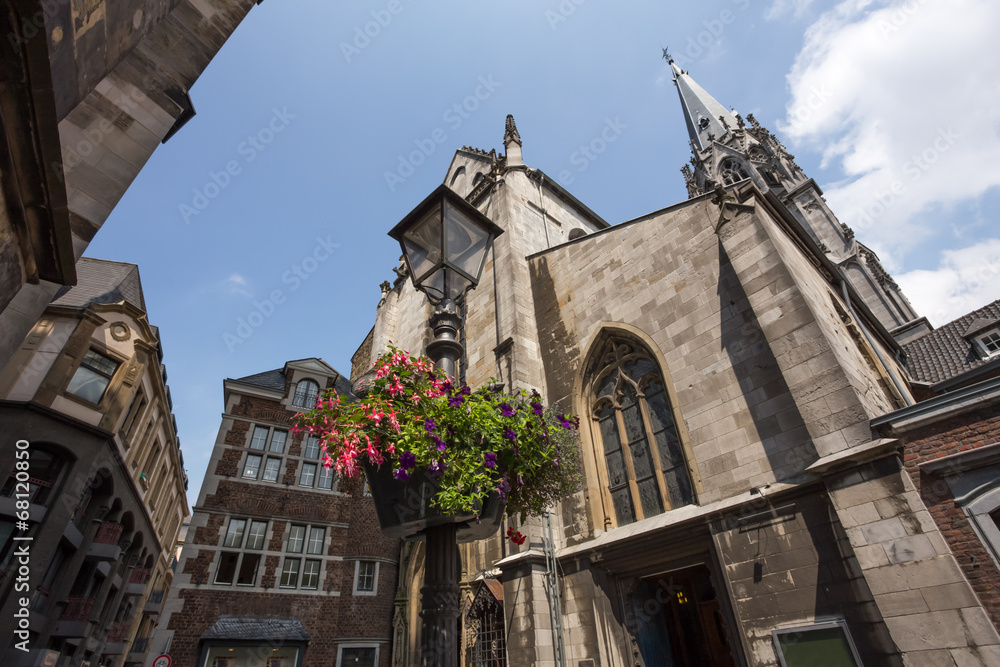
[388,184,504,667]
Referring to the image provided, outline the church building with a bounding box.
[350,57,1000,666]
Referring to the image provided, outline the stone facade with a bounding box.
[0,258,189,667]
[158,359,398,667]
[0,0,262,378]
[353,75,1000,664]
[876,379,1000,637]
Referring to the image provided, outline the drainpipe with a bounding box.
[840,280,913,406]
[531,169,552,249]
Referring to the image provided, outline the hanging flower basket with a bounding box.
[293,345,583,541]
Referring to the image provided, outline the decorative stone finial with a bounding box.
[504,114,521,147]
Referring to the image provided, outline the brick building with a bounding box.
[873,301,1000,636]
[0,257,190,667]
[157,359,399,667]
[348,59,1000,666]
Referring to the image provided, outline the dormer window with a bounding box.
[293,379,320,408]
[976,329,1000,358]
[697,116,710,130]
[963,317,1000,360]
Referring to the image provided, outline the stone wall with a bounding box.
[900,401,1000,628]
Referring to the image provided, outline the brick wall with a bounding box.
[900,402,1000,628]
[169,387,399,666]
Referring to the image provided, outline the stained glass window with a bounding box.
[590,336,694,526]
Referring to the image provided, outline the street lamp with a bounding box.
[388,183,504,378]
[388,183,503,667]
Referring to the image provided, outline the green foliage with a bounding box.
[293,345,582,518]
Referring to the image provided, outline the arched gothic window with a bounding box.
[590,336,694,526]
[719,158,749,186]
[292,379,320,408]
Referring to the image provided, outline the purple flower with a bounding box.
[461,386,471,396]
[432,435,447,451]
[394,468,411,481]
[503,427,516,442]
[499,404,516,417]
[441,380,452,393]
[448,394,464,407]
[484,452,497,469]
[531,401,543,417]
[429,460,446,477]
[558,414,579,430]
[399,451,416,469]
[424,418,436,433]
[497,476,510,499]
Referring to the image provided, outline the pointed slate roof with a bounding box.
[903,300,1000,384]
[669,59,740,150]
[51,257,146,312]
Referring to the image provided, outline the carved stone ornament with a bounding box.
[109,321,131,341]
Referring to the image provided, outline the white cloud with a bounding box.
[896,238,1000,326]
[222,273,252,298]
[779,0,1000,257]
[766,0,815,20]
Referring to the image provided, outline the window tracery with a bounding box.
[589,336,694,526]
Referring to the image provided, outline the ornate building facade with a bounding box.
[157,360,398,667]
[349,61,1000,666]
[0,257,190,667]
[0,0,263,379]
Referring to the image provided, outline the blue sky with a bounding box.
[86,0,1000,508]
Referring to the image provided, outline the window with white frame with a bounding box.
[215,518,267,587]
[249,425,287,453]
[277,524,325,590]
[304,436,321,459]
[262,457,282,483]
[301,559,322,590]
[243,454,263,479]
[353,560,378,595]
[307,527,325,555]
[975,329,1000,358]
[317,465,335,490]
[287,524,306,553]
[279,558,300,588]
[293,379,320,408]
[337,645,378,667]
[66,348,121,404]
[299,463,317,487]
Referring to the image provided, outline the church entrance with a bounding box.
[631,564,737,666]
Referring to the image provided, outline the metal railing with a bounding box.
[107,621,131,643]
[93,522,125,545]
[128,568,150,585]
[60,596,95,621]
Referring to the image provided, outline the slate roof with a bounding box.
[201,616,310,642]
[233,368,286,392]
[232,361,354,396]
[51,257,146,312]
[903,300,1000,384]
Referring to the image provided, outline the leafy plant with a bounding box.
[293,345,582,520]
